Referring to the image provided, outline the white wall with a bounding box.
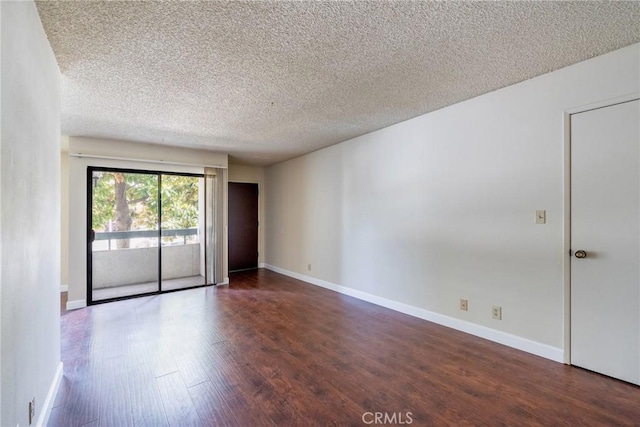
[0,2,4,419]
[228,164,266,266]
[67,137,228,307]
[265,43,640,360]
[61,137,69,289]
[1,2,62,426]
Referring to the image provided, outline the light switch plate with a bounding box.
[535,210,546,224]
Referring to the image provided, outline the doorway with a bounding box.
[88,167,211,303]
[228,182,259,272]
[570,99,640,385]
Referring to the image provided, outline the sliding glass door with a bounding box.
[160,175,206,291]
[88,168,211,304]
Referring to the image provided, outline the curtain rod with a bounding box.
[69,152,227,169]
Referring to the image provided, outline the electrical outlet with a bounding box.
[28,397,35,425]
[307,264,311,271]
[460,299,468,311]
[492,306,502,320]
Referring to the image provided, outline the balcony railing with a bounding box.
[94,228,199,250]
[94,227,198,240]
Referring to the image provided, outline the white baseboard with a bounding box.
[258,263,266,268]
[66,299,86,310]
[263,264,564,363]
[37,361,63,427]
[218,277,230,285]
[60,284,68,293]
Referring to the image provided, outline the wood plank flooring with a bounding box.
[50,269,640,426]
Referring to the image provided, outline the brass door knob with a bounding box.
[574,250,587,259]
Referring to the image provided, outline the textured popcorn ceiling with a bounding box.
[37,1,640,166]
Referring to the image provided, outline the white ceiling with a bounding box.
[37,1,640,166]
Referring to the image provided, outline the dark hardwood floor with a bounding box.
[51,269,640,426]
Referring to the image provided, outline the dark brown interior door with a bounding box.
[228,182,259,271]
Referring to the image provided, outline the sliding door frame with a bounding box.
[87,166,210,305]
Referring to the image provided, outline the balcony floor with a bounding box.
[93,275,207,301]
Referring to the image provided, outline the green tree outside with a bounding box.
[92,172,200,247]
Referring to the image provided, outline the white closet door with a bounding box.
[571,99,640,385]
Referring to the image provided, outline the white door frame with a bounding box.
[563,92,640,365]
